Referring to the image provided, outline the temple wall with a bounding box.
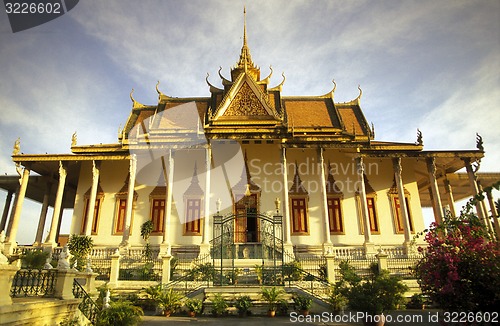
[69,144,427,249]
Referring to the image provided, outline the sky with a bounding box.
[0,0,499,245]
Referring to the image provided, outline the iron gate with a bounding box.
[211,211,284,285]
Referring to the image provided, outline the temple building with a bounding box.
[1,12,499,266]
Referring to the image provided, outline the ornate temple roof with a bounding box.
[117,10,383,148]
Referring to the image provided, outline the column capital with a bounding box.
[427,157,437,176]
[58,161,67,177]
[92,160,101,176]
[392,157,402,175]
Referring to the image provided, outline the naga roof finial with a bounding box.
[155,81,165,97]
[355,85,363,101]
[206,73,223,92]
[321,79,337,98]
[129,88,147,109]
[269,72,286,91]
[218,67,232,86]
[130,88,136,103]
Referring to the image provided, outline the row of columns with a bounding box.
[1,163,68,255]
[1,151,498,256]
[354,156,412,254]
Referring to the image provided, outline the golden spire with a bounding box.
[237,7,254,70]
[232,7,260,81]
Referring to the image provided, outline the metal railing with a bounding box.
[73,279,100,325]
[10,269,57,298]
[386,257,420,279]
[118,249,162,281]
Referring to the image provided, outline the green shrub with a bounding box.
[234,295,252,315]
[21,250,49,269]
[336,262,408,315]
[293,295,312,311]
[211,293,228,316]
[185,298,203,313]
[95,300,143,326]
[261,287,285,311]
[67,234,93,271]
[156,288,184,316]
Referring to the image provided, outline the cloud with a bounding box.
[0,0,499,244]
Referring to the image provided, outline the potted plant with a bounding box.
[337,262,408,326]
[185,298,203,317]
[261,287,285,317]
[67,234,93,271]
[156,288,184,317]
[293,294,312,316]
[210,293,228,317]
[234,295,252,316]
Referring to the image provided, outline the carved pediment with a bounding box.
[211,73,282,124]
[224,82,270,117]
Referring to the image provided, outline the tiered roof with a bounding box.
[118,9,385,148]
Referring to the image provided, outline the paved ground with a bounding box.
[140,310,445,325]
[139,315,357,325]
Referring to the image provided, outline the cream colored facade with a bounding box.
[1,14,498,260]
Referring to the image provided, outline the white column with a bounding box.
[45,162,67,246]
[427,157,444,225]
[201,146,212,249]
[281,147,292,246]
[356,156,372,244]
[84,160,100,236]
[443,178,456,217]
[463,158,489,227]
[318,148,332,251]
[162,150,174,254]
[5,188,19,239]
[4,168,30,254]
[0,190,14,232]
[486,190,500,240]
[393,158,412,250]
[34,181,51,246]
[120,155,136,247]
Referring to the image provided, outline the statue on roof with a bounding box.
[12,137,20,155]
[416,129,423,146]
[71,131,77,147]
[476,133,484,151]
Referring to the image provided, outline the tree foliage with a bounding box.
[414,187,500,311]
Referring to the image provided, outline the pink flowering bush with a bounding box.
[414,193,500,311]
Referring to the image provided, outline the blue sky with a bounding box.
[0,0,499,244]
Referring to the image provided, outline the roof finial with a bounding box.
[476,132,484,151]
[243,6,248,49]
[235,6,254,71]
[13,137,20,156]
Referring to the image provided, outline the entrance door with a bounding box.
[234,194,259,243]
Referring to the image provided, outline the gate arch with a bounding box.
[211,212,284,286]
